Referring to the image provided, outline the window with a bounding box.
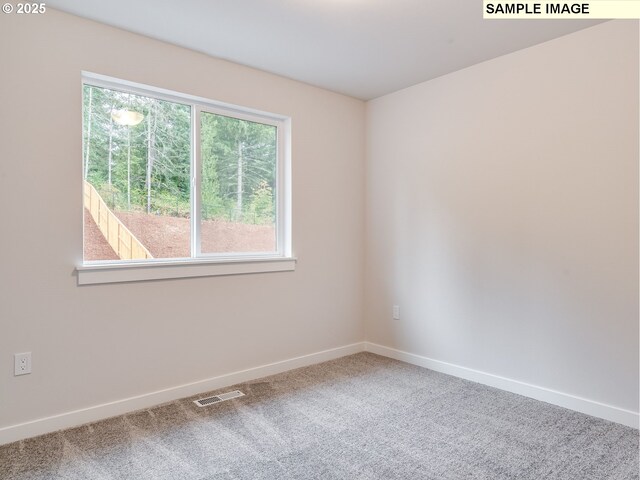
[78,73,293,284]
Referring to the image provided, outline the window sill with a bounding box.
[76,257,297,285]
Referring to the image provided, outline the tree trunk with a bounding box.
[146,102,157,214]
[107,102,115,186]
[126,95,132,210]
[127,127,131,210]
[83,87,93,180]
[236,141,243,220]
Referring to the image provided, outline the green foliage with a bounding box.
[83,85,277,225]
[149,189,190,217]
[247,180,274,225]
[200,111,276,222]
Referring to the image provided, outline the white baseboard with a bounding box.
[365,342,639,429]
[0,342,365,446]
[3,340,636,446]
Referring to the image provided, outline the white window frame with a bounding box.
[77,72,294,285]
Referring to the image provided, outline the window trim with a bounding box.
[77,72,294,284]
[76,257,296,285]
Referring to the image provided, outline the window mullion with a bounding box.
[191,105,202,258]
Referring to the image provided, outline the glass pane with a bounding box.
[200,112,277,254]
[83,85,191,262]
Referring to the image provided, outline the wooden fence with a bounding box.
[84,181,153,260]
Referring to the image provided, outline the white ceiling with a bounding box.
[47,0,603,100]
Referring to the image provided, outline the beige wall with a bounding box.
[0,10,365,432]
[366,20,639,412]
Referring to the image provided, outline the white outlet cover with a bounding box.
[14,352,32,376]
[393,305,400,320]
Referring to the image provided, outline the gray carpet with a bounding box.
[1,352,638,479]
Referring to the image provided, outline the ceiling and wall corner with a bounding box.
[45,0,604,100]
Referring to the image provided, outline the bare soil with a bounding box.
[84,209,118,261]
[113,211,275,259]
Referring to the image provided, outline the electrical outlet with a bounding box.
[14,352,31,376]
[393,305,400,320]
